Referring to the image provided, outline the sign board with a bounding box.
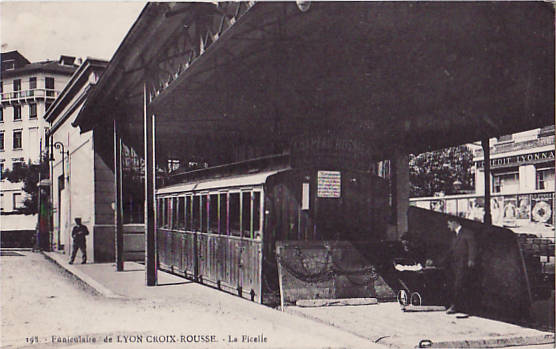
[290,135,373,171]
[301,182,310,210]
[475,150,554,169]
[317,171,341,198]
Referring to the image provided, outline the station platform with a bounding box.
[286,303,554,348]
[43,251,554,348]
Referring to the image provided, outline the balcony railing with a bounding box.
[474,136,555,158]
[1,89,59,102]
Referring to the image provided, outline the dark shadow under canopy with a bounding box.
[76,2,554,165]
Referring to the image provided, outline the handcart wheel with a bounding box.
[397,289,409,306]
[411,292,422,306]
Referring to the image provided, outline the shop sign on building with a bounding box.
[475,150,554,169]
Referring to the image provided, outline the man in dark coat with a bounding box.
[69,217,89,264]
[445,217,477,314]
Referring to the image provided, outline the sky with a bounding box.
[1,2,146,62]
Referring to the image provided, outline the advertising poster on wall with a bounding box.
[503,196,518,226]
[531,193,553,224]
[445,199,457,216]
[491,197,504,226]
[457,198,470,218]
[413,200,431,210]
[430,199,445,213]
[467,198,484,223]
[517,195,531,220]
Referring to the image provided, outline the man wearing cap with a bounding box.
[445,217,477,315]
[69,217,89,264]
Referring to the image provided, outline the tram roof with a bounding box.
[156,169,283,195]
[76,2,554,162]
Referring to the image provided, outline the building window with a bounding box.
[13,105,21,120]
[45,77,55,97]
[536,168,555,191]
[0,132,4,151]
[492,172,519,194]
[4,60,15,71]
[45,102,52,112]
[0,108,3,122]
[13,79,21,91]
[29,77,36,96]
[13,193,23,210]
[13,130,22,149]
[29,104,37,119]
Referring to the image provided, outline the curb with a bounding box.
[41,251,125,299]
[0,248,33,251]
[285,306,555,349]
[415,333,555,348]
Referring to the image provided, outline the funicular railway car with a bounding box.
[156,153,389,305]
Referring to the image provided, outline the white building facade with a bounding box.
[410,126,555,236]
[0,51,77,242]
[45,58,118,261]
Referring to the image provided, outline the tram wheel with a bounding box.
[397,289,409,306]
[411,292,422,306]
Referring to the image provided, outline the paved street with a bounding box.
[0,251,377,349]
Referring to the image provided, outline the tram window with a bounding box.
[161,198,168,228]
[242,192,252,238]
[167,198,172,228]
[177,197,185,229]
[219,193,227,235]
[209,194,219,234]
[192,195,200,231]
[185,196,192,230]
[157,199,164,228]
[201,195,208,232]
[229,193,241,236]
[171,197,178,229]
[162,198,168,228]
[253,192,261,236]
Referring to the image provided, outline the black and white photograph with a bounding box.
[0,2,554,348]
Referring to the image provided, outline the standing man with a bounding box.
[445,217,477,314]
[69,217,89,264]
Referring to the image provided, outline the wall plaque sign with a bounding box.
[317,171,341,198]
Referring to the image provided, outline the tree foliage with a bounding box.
[2,156,49,214]
[409,145,474,197]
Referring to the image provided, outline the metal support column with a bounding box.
[144,82,157,286]
[114,120,124,271]
[391,150,409,240]
[482,139,492,225]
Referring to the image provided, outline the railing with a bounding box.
[409,190,555,229]
[474,136,555,157]
[1,89,59,102]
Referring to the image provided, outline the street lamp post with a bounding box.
[50,141,68,180]
[49,141,69,250]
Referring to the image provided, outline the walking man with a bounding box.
[445,217,477,315]
[69,217,89,264]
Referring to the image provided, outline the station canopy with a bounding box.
[76,2,554,165]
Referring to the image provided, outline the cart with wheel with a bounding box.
[393,258,448,307]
